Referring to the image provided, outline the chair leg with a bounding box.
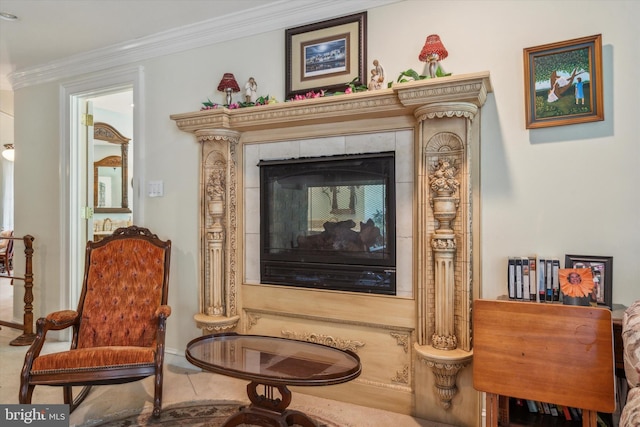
[153,372,163,417]
[65,385,92,413]
[19,383,35,404]
[63,386,73,407]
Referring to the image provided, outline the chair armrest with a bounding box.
[154,305,171,344]
[154,305,171,367]
[33,310,79,352]
[155,305,171,320]
[21,310,79,379]
[43,309,80,330]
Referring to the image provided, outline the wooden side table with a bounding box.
[612,304,626,379]
[473,300,615,427]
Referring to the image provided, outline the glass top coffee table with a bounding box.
[185,332,362,427]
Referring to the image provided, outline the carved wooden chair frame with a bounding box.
[19,226,171,417]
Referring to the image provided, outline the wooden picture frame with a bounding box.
[285,12,366,100]
[524,34,603,129]
[564,254,613,308]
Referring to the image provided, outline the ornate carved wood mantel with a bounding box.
[171,72,492,426]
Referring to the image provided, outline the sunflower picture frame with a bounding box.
[559,268,594,306]
[564,254,612,308]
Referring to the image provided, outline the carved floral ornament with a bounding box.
[206,168,225,201]
[95,127,117,140]
[424,358,472,409]
[392,365,410,384]
[429,159,460,195]
[390,331,410,353]
[431,333,457,350]
[195,129,240,145]
[431,238,456,250]
[281,330,365,353]
[400,84,487,107]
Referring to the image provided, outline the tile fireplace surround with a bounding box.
[171,72,492,427]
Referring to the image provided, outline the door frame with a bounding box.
[60,67,145,310]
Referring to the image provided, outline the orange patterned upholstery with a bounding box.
[78,239,166,348]
[32,347,156,372]
[19,226,171,417]
[621,300,640,426]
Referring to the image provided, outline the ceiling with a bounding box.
[0,0,285,91]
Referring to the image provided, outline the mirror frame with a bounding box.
[93,122,131,213]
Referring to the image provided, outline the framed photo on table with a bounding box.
[524,34,603,129]
[285,12,367,100]
[564,254,613,308]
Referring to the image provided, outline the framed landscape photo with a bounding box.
[564,254,612,308]
[285,12,366,100]
[524,34,604,129]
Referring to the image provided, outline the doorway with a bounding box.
[90,92,134,242]
[0,104,15,326]
[62,67,143,311]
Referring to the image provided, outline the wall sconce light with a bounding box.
[419,34,448,78]
[2,144,14,162]
[217,73,240,106]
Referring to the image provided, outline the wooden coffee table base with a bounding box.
[222,381,318,427]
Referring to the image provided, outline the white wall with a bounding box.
[12,0,640,354]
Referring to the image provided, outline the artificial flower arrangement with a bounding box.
[390,67,451,87]
[288,77,368,101]
[201,95,276,111]
[200,69,451,111]
[200,77,370,110]
[285,66,454,99]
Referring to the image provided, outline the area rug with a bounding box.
[82,400,338,427]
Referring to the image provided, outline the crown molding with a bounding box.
[8,0,403,90]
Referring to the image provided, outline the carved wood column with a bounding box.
[413,103,478,410]
[193,129,240,332]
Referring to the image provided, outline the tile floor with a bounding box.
[0,276,452,427]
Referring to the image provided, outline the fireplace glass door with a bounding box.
[259,152,396,294]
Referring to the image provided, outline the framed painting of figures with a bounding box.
[524,34,603,129]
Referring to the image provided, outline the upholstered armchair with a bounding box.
[19,226,171,417]
[0,229,13,273]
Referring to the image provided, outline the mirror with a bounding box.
[93,122,131,213]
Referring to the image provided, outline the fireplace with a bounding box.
[259,152,396,294]
[171,71,491,423]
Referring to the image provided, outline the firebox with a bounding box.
[259,152,396,294]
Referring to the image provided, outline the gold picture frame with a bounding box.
[285,12,366,99]
[524,34,604,129]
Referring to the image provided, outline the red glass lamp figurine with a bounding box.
[419,34,448,78]
[217,73,240,105]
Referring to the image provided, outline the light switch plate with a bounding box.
[148,180,164,197]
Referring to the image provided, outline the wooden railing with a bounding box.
[0,234,36,346]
